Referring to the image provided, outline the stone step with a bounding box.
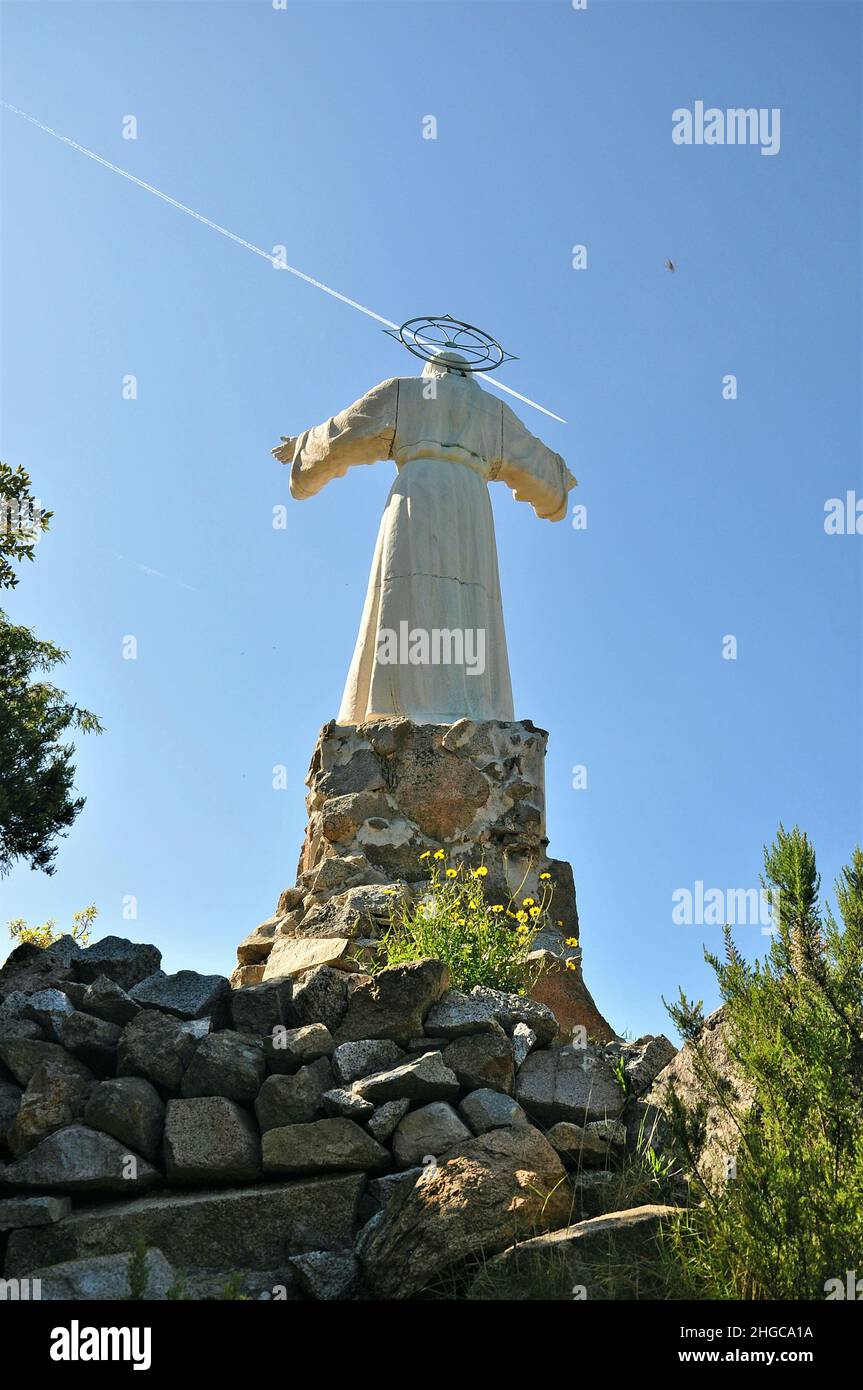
[4,1175,363,1276]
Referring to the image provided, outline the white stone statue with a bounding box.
[274,351,576,724]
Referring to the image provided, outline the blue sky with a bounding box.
[1,0,860,1038]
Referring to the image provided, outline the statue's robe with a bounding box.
[277,370,576,724]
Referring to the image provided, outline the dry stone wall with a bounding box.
[0,930,675,1300]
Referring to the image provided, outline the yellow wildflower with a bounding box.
[433,850,445,860]
[472,866,488,878]
[529,907,541,918]
[419,851,431,861]
[566,937,579,947]
[446,868,457,878]
[491,905,504,914]
[566,959,577,971]
[516,910,529,924]
[522,897,535,907]
[539,872,551,880]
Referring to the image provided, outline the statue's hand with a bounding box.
[272,435,297,464]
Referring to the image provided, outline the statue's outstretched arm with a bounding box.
[494,400,577,522]
[272,379,399,500]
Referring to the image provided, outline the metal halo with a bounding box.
[384,314,518,373]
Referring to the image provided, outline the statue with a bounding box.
[273,325,576,725]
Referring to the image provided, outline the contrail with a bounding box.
[0,100,566,423]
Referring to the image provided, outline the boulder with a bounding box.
[181,1031,266,1104]
[0,995,37,1039]
[511,1022,536,1069]
[0,1019,44,1044]
[0,1077,23,1151]
[298,851,387,899]
[263,1023,334,1075]
[262,1118,390,1176]
[458,1089,527,1135]
[468,987,557,1047]
[0,1123,161,1194]
[229,979,294,1035]
[359,1124,572,1298]
[335,960,450,1046]
[83,1077,165,1163]
[59,1011,122,1072]
[546,1120,619,1168]
[229,964,266,989]
[74,937,162,991]
[0,937,81,1001]
[276,887,305,915]
[297,883,407,940]
[29,1248,175,1301]
[332,1039,405,1086]
[6,1176,365,1275]
[79,975,141,1027]
[8,1060,94,1156]
[516,1046,625,1125]
[289,1250,359,1301]
[424,986,557,1047]
[423,990,502,1039]
[640,1006,754,1192]
[443,1025,514,1095]
[21,988,74,1042]
[366,1098,410,1143]
[255,1058,333,1130]
[129,970,230,1023]
[288,965,350,1033]
[0,1037,92,1088]
[367,1168,421,1213]
[162,1097,261,1184]
[392,1102,472,1169]
[263,936,356,982]
[606,1034,678,1095]
[117,1010,200,1091]
[0,1195,71,1230]
[236,919,281,966]
[354,1051,459,1106]
[321,1088,374,1121]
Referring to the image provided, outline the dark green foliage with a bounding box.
[125,1239,151,1300]
[663,826,863,1299]
[0,466,101,875]
[0,614,103,874]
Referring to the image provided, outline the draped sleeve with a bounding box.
[273,378,399,500]
[493,399,577,522]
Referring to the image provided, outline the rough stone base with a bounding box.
[234,718,613,1041]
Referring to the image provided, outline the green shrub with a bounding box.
[6,903,97,952]
[373,853,563,994]
[662,826,863,1300]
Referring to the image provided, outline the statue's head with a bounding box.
[421,350,471,380]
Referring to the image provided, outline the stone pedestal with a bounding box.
[233,718,613,1041]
